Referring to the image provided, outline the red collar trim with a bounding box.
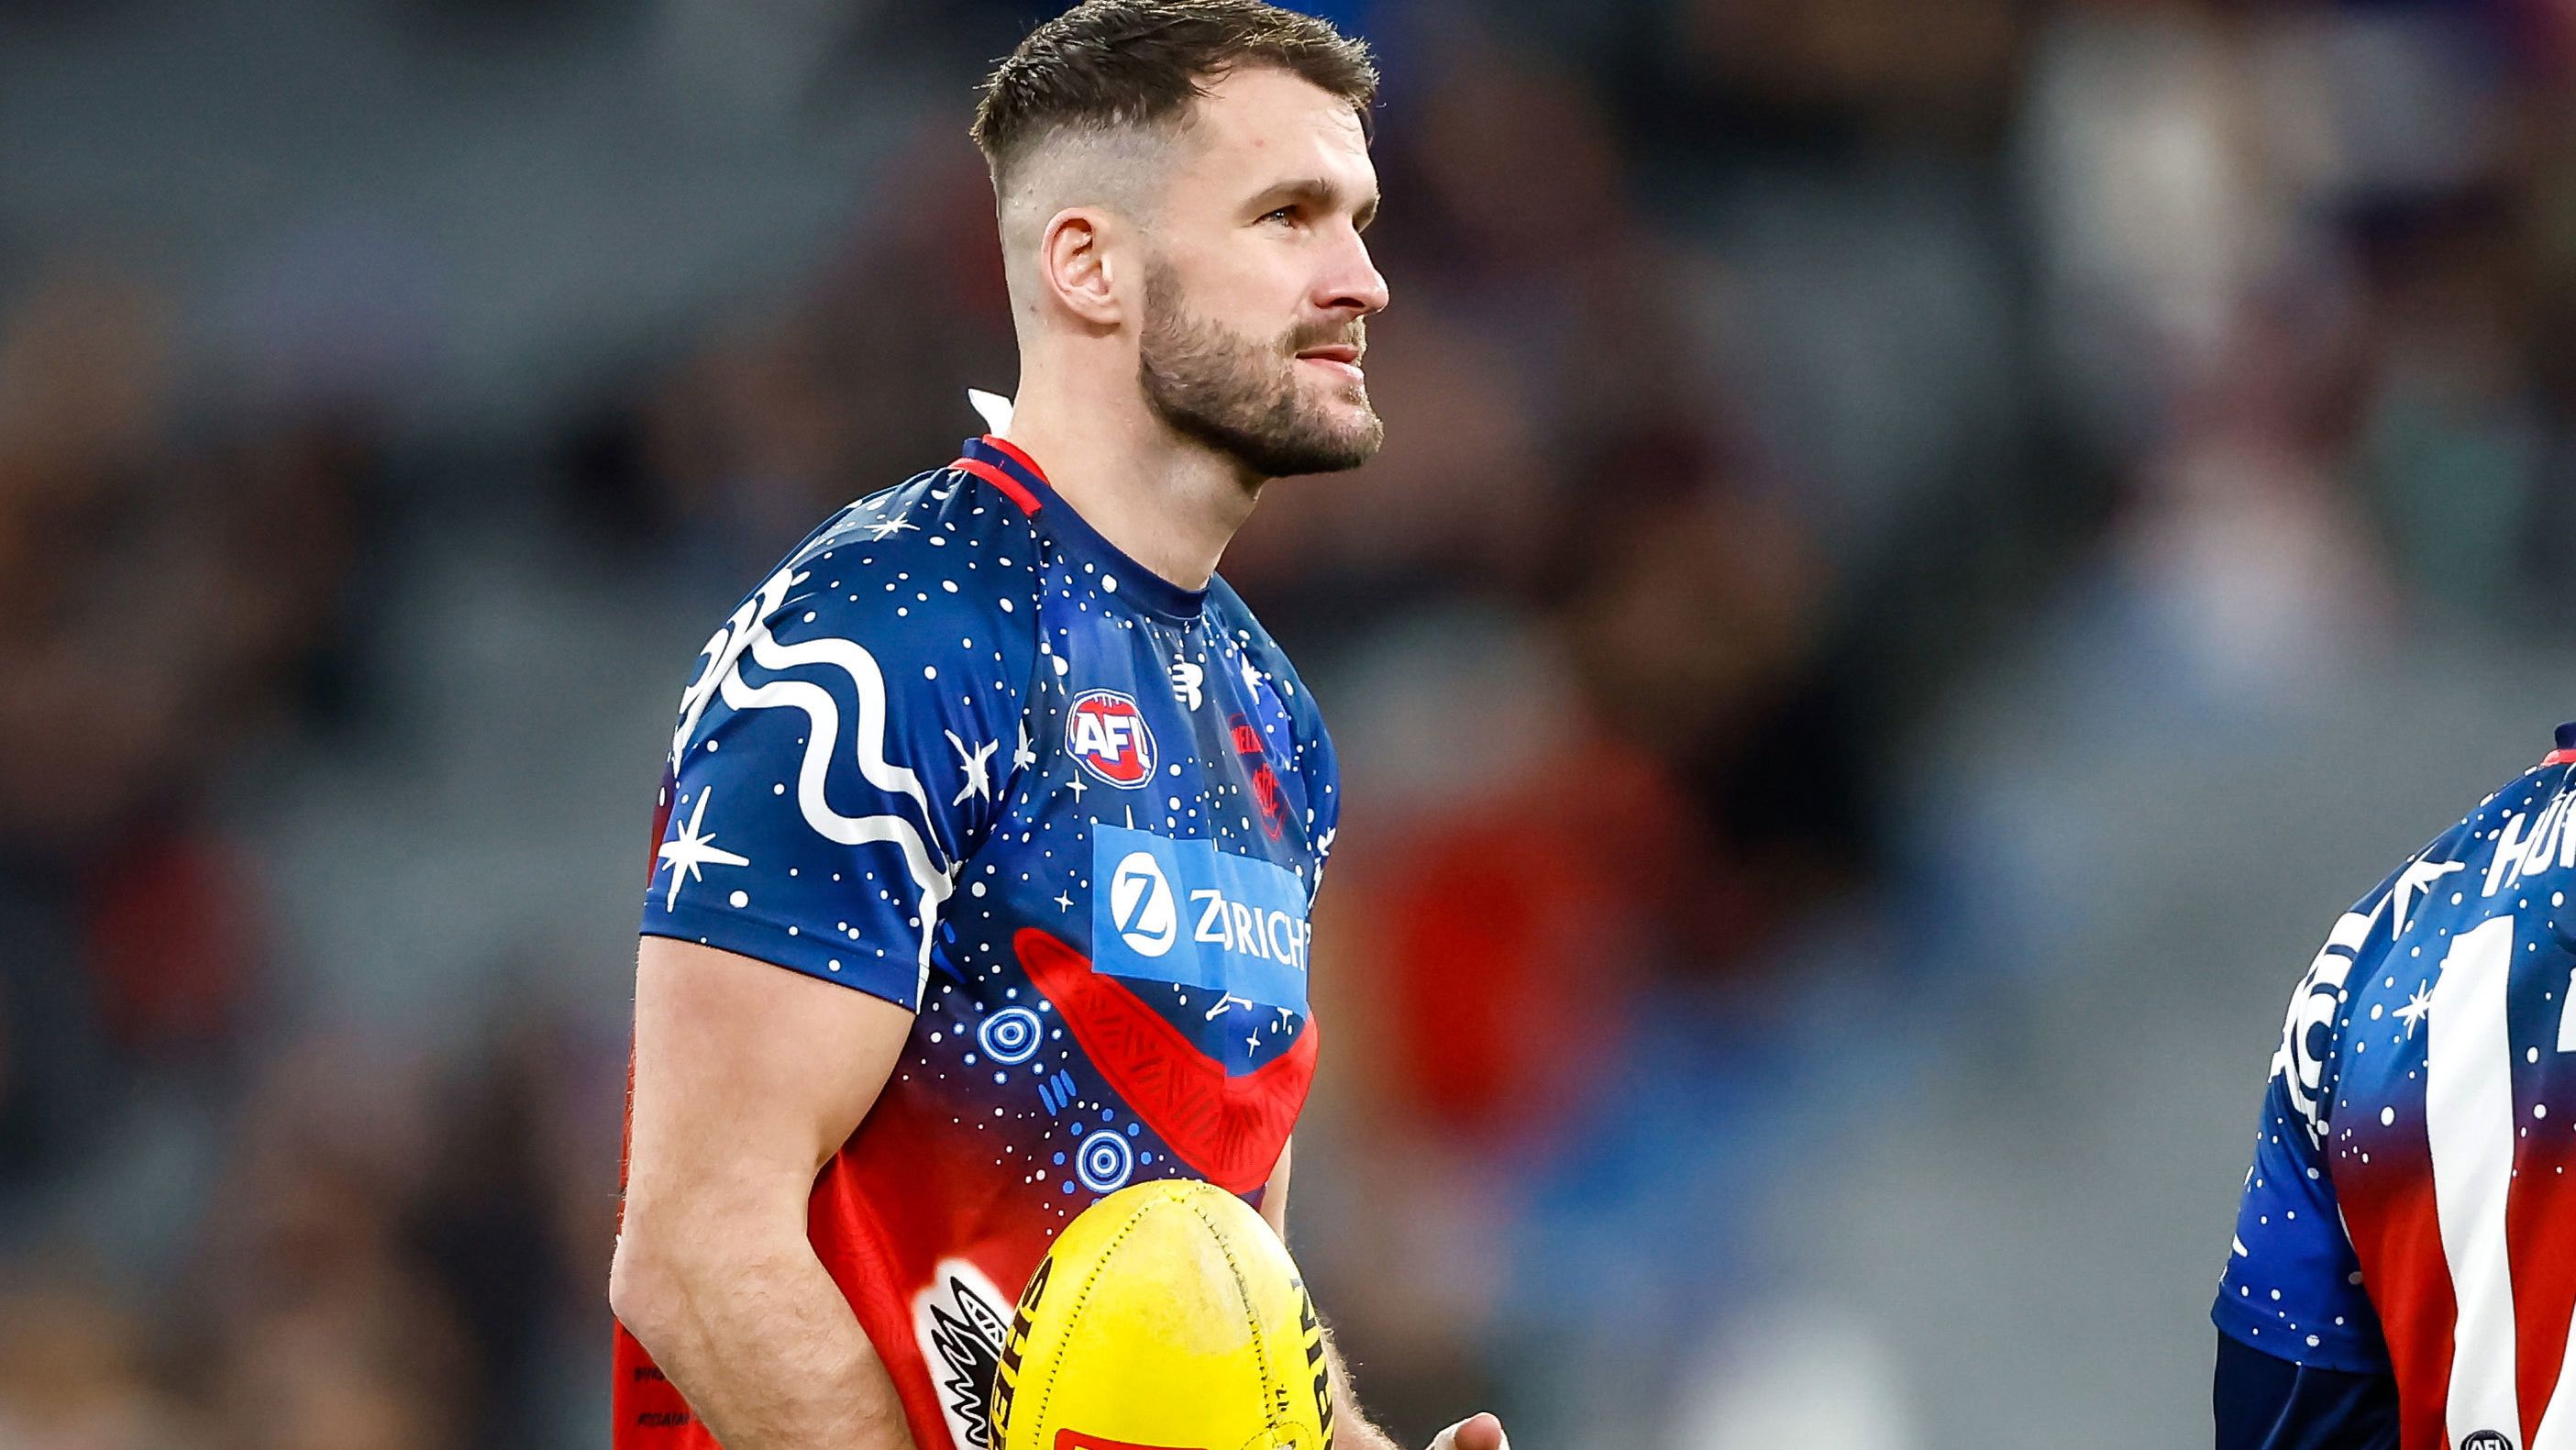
[978,433,1048,482]
[946,434,1047,515]
[949,457,1041,515]
[2545,749,2576,767]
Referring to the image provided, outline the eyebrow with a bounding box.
[1249,176,1381,230]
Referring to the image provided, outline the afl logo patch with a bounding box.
[1067,689,1156,788]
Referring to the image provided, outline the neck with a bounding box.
[1001,360,1262,592]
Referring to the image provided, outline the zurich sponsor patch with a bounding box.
[1092,824,1310,1013]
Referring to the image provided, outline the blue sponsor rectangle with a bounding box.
[1091,825,1310,1013]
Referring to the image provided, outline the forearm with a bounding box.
[613,1229,916,1450]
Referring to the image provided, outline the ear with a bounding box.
[1037,207,1128,328]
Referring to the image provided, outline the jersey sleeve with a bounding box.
[2212,979,2391,1374]
[641,545,1030,1012]
[2214,1331,2399,1449]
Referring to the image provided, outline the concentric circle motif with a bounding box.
[1076,1130,1135,1193]
[978,1006,1045,1066]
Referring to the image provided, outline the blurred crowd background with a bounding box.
[6,0,2576,1444]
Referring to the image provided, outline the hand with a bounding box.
[1426,1412,1509,1450]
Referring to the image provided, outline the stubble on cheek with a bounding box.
[1136,261,1381,477]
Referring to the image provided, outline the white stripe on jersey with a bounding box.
[2536,967,2576,1443]
[2431,914,2526,1447]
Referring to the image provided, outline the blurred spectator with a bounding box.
[0,1279,198,1450]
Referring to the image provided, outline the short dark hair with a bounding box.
[970,0,1378,183]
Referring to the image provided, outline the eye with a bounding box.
[1261,205,1299,227]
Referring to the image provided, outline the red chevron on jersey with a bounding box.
[1017,927,1314,1194]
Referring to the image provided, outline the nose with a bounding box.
[1321,230,1389,318]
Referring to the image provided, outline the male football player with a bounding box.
[2217,724,2576,1447]
[607,5,1508,1449]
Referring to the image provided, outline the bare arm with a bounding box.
[1256,1141,1507,1450]
[608,937,920,1450]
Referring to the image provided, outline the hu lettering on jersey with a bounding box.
[2484,790,2576,898]
[1090,824,1310,1013]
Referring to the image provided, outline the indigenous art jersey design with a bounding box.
[613,435,1340,1450]
[2218,725,2576,1450]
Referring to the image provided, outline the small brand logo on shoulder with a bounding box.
[1067,690,1155,788]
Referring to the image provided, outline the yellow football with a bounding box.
[989,1179,1333,1450]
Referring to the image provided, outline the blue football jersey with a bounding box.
[2217,725,2576,1450]
[617,434,1340,1450]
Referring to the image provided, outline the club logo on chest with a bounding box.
[1068,689,1157,788]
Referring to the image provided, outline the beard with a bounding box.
[1136,257,1384,480]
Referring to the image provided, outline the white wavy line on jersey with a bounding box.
[667,559,939,828]
[667,578,957,989]
[669,563,802,774]
[742,625,936,821]
[714,662,954,983]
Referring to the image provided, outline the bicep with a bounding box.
[625,936,914,1233]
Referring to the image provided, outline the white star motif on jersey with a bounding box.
[2394,982,2435,1038]
[1054,891,1075,913]
[867,510,918,541]
[1012,718,1037,772]
[1065,772,1087,801]
[2390,856,2464,938]
[658,789,751,910]
[946,731,998,806]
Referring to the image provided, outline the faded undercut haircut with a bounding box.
[970,0,1378,204]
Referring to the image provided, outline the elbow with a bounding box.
[611,1175,809,1355]
[610,1221,694,1356]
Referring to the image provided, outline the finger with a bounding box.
[1443,1412,1506,1450]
